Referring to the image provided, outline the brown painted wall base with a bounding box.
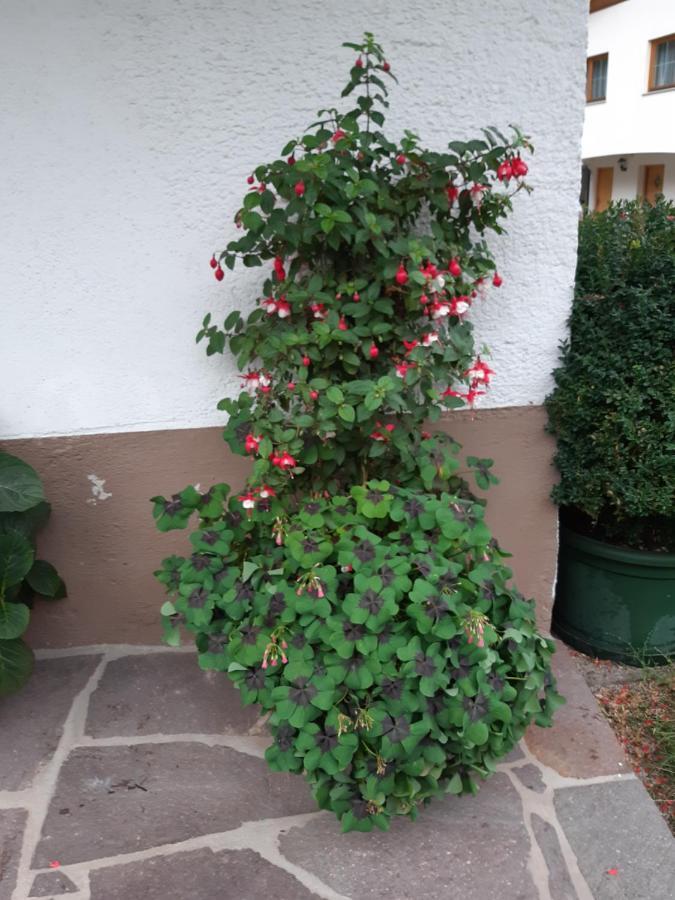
[6,406,557,647]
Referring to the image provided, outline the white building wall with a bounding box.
[587,153,675,206]
[583,0,675,159]
[0,0,588,440]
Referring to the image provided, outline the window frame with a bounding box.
[586,53,609,102]
[648,34,675,92]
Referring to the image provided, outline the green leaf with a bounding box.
[466,721,489,745]
[242,561,259,583]
[326,386,344,405]
[25,560,66,599]
[0,638,34,695]
[0,602,30,639]
[0,531,34,589]
[0,453,45,512]
[338,405,355,423]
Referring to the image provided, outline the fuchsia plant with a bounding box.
[153,34,562,832]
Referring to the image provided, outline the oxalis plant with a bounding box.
[153,34,562,833]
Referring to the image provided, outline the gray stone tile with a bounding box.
[531,814,576,900]
[30,870,78,895]
[525,642,627,778]
[513,764,546,794]
[279,773,538,900]
[33,743,314,866]
[0,656,101,790]
[85,653,260,737]
[0,809,26,900]
[90,848,321,899]
[554,779,675,899]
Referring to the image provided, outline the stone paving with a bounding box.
[1,644,674,900]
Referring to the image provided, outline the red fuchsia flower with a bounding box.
[419,293,429,306]
[421,430,432,440]
[429,299,450,320]
[276,298,291,318]
[395,264,409,286]
[239,491,257,511]
[262,297,277,315]
[421,331,439,346]
[257,182,266,194]
[287,154,295,166]
[369,343,379,359]
[395,361,415,378]
[245,433,261,454]
[209,255,218,269]
[294,180,305,197]
[274,451,296,470]
[383,61,391,72]
[355,56,364,68]
[449,295,471,317]
[395,153,406,164]
[464,358,495,385]
[247,175,255,185]
[511,155,528,177]
[470,183,487,208]
[442,387,464,399]
[497,159,513,182]
[384,423,395,433]
[352,291,360,301]
[341,564,353,572]
[259,485,275,499]
[214,266,224,281]
[370,429,386,441]
[310,302,326,320]
[302,355,310,366]
[448,257,462,278]
[492,272,503,287]
[240,371,270,392]
[420,261,439,279]
[273,256,286,281]
[465,387,486,407]
[331,129,347,143]
[338,316,348,331]
[447,183,459,205]
[287,381,296,391]
[403,339,419,353]
[309,389,319,401]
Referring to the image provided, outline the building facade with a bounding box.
[1,0,588,646]
[583,0,675,209]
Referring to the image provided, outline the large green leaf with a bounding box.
[0,530,34,589]
[0,601,30,639]
[0,453,45,512]
[0,501,51,541]
[0,638,34,695]
[25,560,66,599]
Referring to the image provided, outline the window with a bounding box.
[649,35,675,91]
[586,54,608,101]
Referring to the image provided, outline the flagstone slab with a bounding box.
[525,642,627,778]
[554,779,675,899]
[0,655,101,791]
[33,742,314,866]
[89,847,321,899]
[279,773,538,900]
[512,764,546,794]
[531,814,576,900]
[30,870,78,895]
[0,810,26,900]
[85,652,260,737]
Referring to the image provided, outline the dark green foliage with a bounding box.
[0,452,67,694]
[546,199,675,550]
[154,34,560,831]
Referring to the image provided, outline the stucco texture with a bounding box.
[0,0,587,440]
[12,407,558,647]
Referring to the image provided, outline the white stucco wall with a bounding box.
[583,0,675,158]
[0,0,588,440]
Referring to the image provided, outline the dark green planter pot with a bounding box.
[552,525,675,665]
